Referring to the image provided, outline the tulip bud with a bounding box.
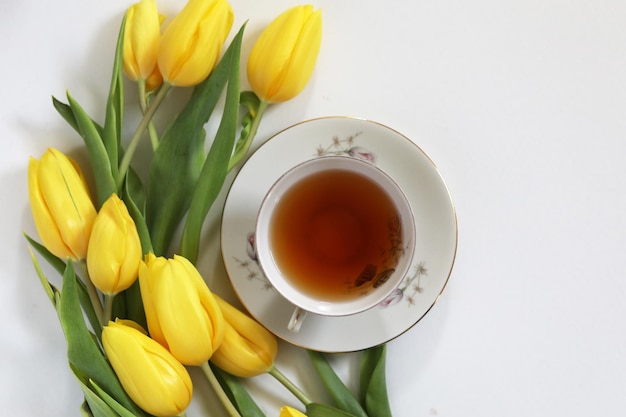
[102,320,193,417]
[158,0,234,87]
[123,0,161,82]
[247,5,322,103]
[145,64,164,92]
[139,253,224,365]
[86,194,141,295]
[210,295,278,378]
[280,406,307,417]
[28,148,97,260]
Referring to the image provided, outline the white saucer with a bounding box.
[220,117,457,352]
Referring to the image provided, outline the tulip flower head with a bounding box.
[247,5,322,103]
[280,406,308,417]
[28,148,97,260]
[86,194,142,295]
[210,295,278,377]
[123,0,162,82]
[139,253,225,365]
[157,0,234,87]
[102,320,193,417]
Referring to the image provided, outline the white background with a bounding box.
[2,0,626,416]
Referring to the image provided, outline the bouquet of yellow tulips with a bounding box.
[25,1,394,417]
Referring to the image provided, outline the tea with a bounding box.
[269,168,403,301]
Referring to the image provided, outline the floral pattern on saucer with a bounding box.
[379,261,428,307]
[315,131,376,162]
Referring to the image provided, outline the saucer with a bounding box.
[220,117,458,352]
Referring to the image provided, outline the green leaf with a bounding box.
[239,91,261,114]
[113,280,147,330]
[307,351,368,417]
[124,167,147,217]
[24,233,66,275]
[122,171,150,254]
[228,98,268,172]
[179,24,245,263]
[102,15,126,181]
[146,37,241,255]
[71,364,123,417]
[210,364,267,417]
[66,92,117,208]
[27,247,60,308]
[76,279,104,342]
[306,403,360,417]
[359,345,392,417]
[234,90,260,154]
[24,234,101,335]
[90,378,142,417]
[146,124,205,255]
[80,401,95,417]
[58,262,142,415]
[146,24,247,256]
[52,96,80,133]
[115,174,149,328]
[52,96,105,139]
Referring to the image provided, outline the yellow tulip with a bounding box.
[102,319,193,417]
[280,406,307,417]
[157,0,234,87]
[247,5,322,103]
[28,148,97,260]
[123,0,161,82]
[86,194,141,295]
[139,253,224,365]
[210,295,278,377]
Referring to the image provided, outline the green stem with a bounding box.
[147,119,160,151]
[227,99,269,171]
[76,260,103,328]
[116,82,171,189]
[200,362,242,417]
[138,78,148,114]
[268,365,313,406]
[102,294,115,325]
[138,78,161,151]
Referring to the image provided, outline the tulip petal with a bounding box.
[210,295,277,377]
[153,269,214,365]
[158,0,233,86]
[139,254,224,365]
[211,324,270,377]
[28,149,96,260]
[247,5,322,102]
[248,7,307,97]
[103,321,192,417]
[280,406,308,417]
[273,8,322,102]
[123,0,161,80]
[28,157,73,259]
[123,6,141,79]
[40,149,96,258]
[87,194,141,294]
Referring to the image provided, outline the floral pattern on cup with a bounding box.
[348,214,407,296]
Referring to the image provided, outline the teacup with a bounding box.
[255,156,415,332]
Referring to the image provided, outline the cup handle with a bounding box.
[287,307,308,333]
